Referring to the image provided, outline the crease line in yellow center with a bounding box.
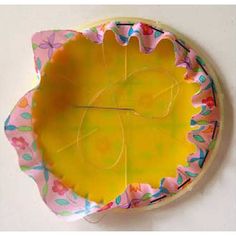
[55,41,185,188]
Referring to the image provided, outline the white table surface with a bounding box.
[0,5,235,231]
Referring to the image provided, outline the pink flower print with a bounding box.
[184,56,192,70]
[98,202,113,212]
[11,137,28,150]
[140,23,153,35]
[52,180,68,195]
[39,32,61,59]
[162,177,178,193]
[202,96,215,109]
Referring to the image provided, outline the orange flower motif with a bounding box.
[18,97,28,108]
[98,23,107,32]
[202,125,214,134]
[130,183,141,192]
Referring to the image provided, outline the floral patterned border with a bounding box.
[4,20,221,221]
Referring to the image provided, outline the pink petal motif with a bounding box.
[52,180,68,195]
[48,47,54,59]
[202,97,215,109]
[162,177,178,193]
[11,137,28,150]
[96,33,103,42]
[98,202,113,212]
[140,23,153,35]
[48,32,55,45]
[52,43,62,48]
[39,42,50,49]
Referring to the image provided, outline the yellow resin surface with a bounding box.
[32,31,200,203]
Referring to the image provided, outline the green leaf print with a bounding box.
[141,193,152,201]
[17,126,32,131]
[21,112,32,119]
[185,171,198,177]
[177,174,183,185]
[115,195,121,205]
[55,199,70,206]
[193,134,205,143]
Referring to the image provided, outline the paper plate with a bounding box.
[4,17,223,221]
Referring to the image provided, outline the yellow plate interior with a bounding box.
[32,31,200,203]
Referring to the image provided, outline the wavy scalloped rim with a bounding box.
[4,20,221,221]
